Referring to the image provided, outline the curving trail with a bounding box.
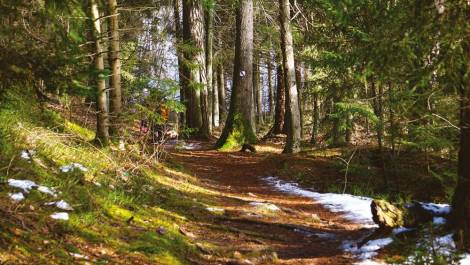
[170,142,373,265]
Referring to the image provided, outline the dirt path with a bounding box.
[170,143,373,265]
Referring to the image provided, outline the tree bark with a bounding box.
[279,0,301,153]
[272,63,286,134]
[216,0,256,149]
[107,0,121,137]
[267,56,274,119]
[182,0,208,138]
[311,92,319,144]
[295,61,304,139]
[212,67,219,127]
[174,0,186,127]
[217,63,226,122]
[205,4,214,131]
[451,64,470,249]
[90,0,109,146]
[253,54,263,125]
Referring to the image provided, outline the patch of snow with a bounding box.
[249,202,281,212]
[8,192,25,202]
[460,254,470,265]
[46,200,74,211]
[69,252,88,260]
[206,207,225,214]
[50,212,69,220]
[60,163,88,173]
[420,202,451,215]
[38,186,57,197]
[262,176,376,227]
[392,227,414,235]
[343,237,393,260]
[8,179,38,193]
[20,150,31,160]
[182,142,201,150]
[433,216,447,225]
[315,232,337,239]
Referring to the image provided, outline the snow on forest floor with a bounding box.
[262,176,470,265]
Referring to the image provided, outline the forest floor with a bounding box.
[168,141,374,265]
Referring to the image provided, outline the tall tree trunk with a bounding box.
[451,63,470,249]
[272,63,286,134]
[174,0,186,127]
[107,0,121,137]
[205,4,214,131]
[295,60,304,139]
[212,68,219,127]
[253,54,263,125]
[279,0,301,153]
[311,92,319,144]
[267,56,274,119]
[216,0,256,149]
[182,0,208,137]
[217,63,226,122]
[370,80,387,187]
[90,0,109,146]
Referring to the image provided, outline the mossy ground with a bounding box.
[0,90,223,264]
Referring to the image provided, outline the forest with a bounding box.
[0,0,469,264]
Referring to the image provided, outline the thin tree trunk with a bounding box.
[205,4,214,132]
[212,68,219,127]
[174,0,186,127]
[272,63,286,134]
[295,61,304,139]
[216,0,256,149]
[107,0,121,137]
[311,92,319,144]
[217,63,226,121]
[267,56,274,119]
[90,0,109,146]
[279,0,301,153]
[253,54,263,125]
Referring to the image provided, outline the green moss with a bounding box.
[218,113,256,151]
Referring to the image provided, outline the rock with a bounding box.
[249,202,281,213]
[371,199,437,229]
[195,243,212,254]
[179,227,196,239]
[371,199,404,228]
[157,226,166,235]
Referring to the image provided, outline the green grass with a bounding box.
[0,88,220,264]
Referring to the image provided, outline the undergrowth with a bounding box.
[0,89,219,264]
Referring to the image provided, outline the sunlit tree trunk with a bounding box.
[107,0,121,137]
[279,0,301,153]
[182,0,208,137]
[212,67,219,127]
[90,0,109,146]
[216,0,256,149]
